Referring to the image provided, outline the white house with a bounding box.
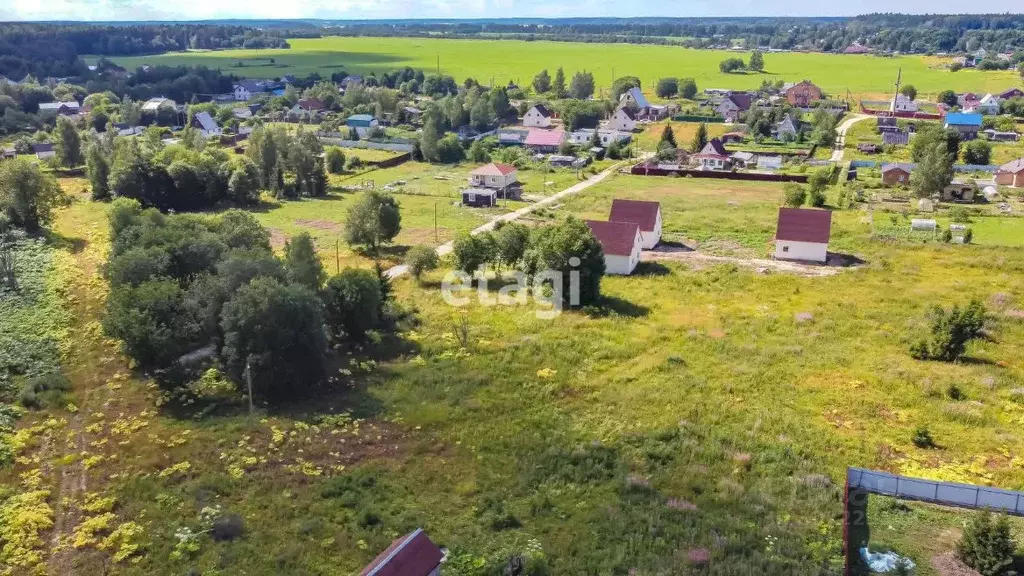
[523,104,552,128]
[975,94,1001,115]
[609,199,662,249]
[568,129,631,147]
[468,163,518,197]
[693,138,731,170]
[774,114,798,139]
[890,94,919,113]
[32,143,55,160]
[233,80,267,101]
[774,207,832,263]
[609,108,637,132]
[586,220,643,275]
[142,97,176,113]
[190,112,222,138]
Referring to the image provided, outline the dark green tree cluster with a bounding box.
[102,202,394,403]
[0,157,68,232]
[956,510,1018,576]
[451,218,605,309]
[244,126,327,199]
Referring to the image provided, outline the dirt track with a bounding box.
[643,244,861,277]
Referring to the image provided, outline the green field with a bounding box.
[95,37,1024,99]
[6,170,1024,574]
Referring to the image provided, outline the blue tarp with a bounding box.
[860,548,916,573]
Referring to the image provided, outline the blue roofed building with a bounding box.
[346,114,379,138]
[944,112,983,140]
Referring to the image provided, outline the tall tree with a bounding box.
[532,69,551,94]
[322,269,382,341]
[911,142,954,199]
[419,105,444,163]
[54,115,83,167]
[344,190,402,251]
[659,124,677,149]
[86,142,111,200]
[0,157,67,231]
[900,84,918,100]
[569,71,596,99]
[748,50,765,72]
[963,139,992,165]
[679,78,698,99]
[553,67,567,98]
[691,122,709,152]
[283,232,325,291]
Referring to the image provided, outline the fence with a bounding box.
[858,103,944,121]
[629,163,809,183]
[849,160,999,173]
[847,467,1024,515]
[670,115,726,123]
[316,137,415,153]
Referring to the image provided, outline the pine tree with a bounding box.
[553,67,567,98]
[691,122,709,152]
[659,124,677,149]
[956,510,1016,576]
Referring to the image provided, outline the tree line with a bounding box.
[319,15,1024,54]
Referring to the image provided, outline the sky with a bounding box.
[1,0,1022,21]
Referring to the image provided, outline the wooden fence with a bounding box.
[629,163,810,183]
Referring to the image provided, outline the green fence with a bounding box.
[670,115,726,123]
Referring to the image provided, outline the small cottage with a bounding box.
[586,220,643,275]
[609,199,662,249]
[523,104,553,128]
[774,207,832,263]
[941,180,975,202]
[773,114,798,140]
[730,151,756,168]
[191,112,222,138]
[462,188,497,208]
[359,528,443,576]
[523,129,566,153]
[693,138,731,170]
[609,108,637,132]
[995,158,1024,187]
[876,116,899,133]
[468,163,520,198]
[784,80,822,106]
[346,114,379,138]
[33,143,55,160]
[944,113,983,140]
[881,163,913,186]
[715,93,752,122]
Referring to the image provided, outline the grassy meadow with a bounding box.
[5,168,1024,574]
[93,36,1023,100]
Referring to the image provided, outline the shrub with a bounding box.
[211,513,245,541]
[946,383,965,400]
[909,299,987,362]
[912,426,935,448]
[322,269,382,341]
[19,372,72,409]
[949,207,972,223]
[807,187,827,208]
[404,245,439,282]
[956,510,1017,576]
[783,183,807,208]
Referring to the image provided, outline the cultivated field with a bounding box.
[93,37,1024,99]
[5,168,1024,574]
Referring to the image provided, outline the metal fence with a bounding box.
[849,160,999,173]
[847,467,1024,516]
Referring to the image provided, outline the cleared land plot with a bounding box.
[92,37,1021,99]
[635,120,729,152]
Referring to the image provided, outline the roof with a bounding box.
[622,87,650,109]
[998,158,1024,174]
[882,131,909,145]
[234,80,266,92]
[786,80,818,93]
[609,199,660,232]
[359,529,443,576]
[33,143,54,153]
[142,97,174,111]
[844,43,870,54]
[39,101,80,111]
[347,114,377,126]
[999,87,1024,98]
[403,106,422,114]
[730,151,756,162]
[877,116,898,126]
[725,93,752,111]
[776,207,832,244]
[694,138,729,159]
[586,220,640,257]
[297,98,325,111]
[881,162,913,174]
[615,107,637,121]
[192,111,219,132]
[471,163,517,176]
[524,129,566,147]
[529,104,551,118]
[464,188,497,197]
[945,113,983,127]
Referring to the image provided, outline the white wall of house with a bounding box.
[640,212,663,249]
[234,86,251,101]
[523,107,551,128]
[700,157,726,170]
[604,231,642,275]
[36,151,55,160]
[610,110,636,132]
[469,172,516,189]
[775,240,827,263]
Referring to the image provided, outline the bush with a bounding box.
[322,269,382,341]
[18,372,72,409]
[211,513,245,541]
[956,510,1017,576]
[949,206,972,223]
[807,187,827,208]
[912,426,935,448]
[783,183,807,208]
[325,147,346,174]
[946,383,965,400]
[909,299,987,362]
[404,245,439,281]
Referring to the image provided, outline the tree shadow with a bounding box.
[584,295,650,319]
[826,252,868,268]
[633,261,672,277]
[43,229,87,254]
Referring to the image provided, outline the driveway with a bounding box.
[829,114,871,162]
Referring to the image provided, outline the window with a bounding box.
[467,193,475,202]
[782,246,790,253]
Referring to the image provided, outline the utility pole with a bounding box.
[434,202,438,242]
[244,358,254,417]
[335,240,340,274]
[436,55,440,75]
[890,68,902,114]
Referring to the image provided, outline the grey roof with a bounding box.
[882,131,909,145]
[623,87,650,109]
[192,111,219,132]
[234,80,266,92]
[881,162,914,173]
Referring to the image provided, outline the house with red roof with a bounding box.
[468,163,519,198]
[524,129,566,153]
[843,43,871,54]
[359,528,443,576]
[692,138,731,170]
[586,220,643,275]
[774,207,832,263]
[609,199,662,249]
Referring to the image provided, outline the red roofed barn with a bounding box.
[360,528,443,576]
[586,220,643,275]
[775,207,832,263]
[609,199,662,249]
[995,158,1024,187]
